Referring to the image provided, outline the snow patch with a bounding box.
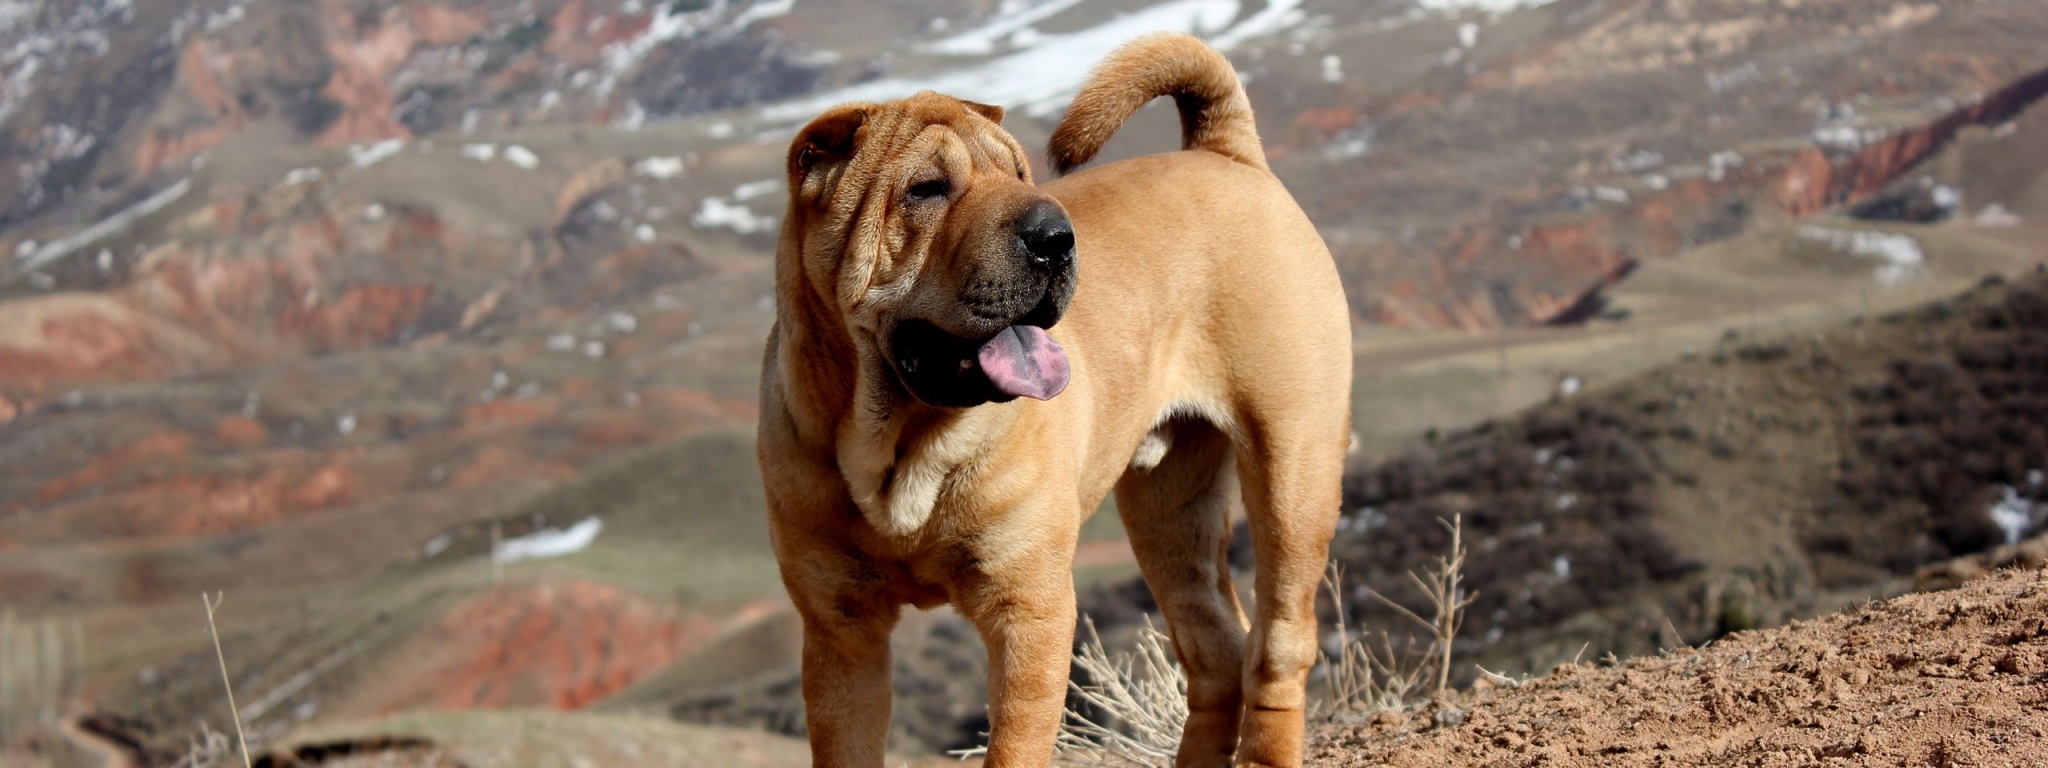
[1209,0,1307,51]
[1988,486,2037,546]
[205,3,247,32]
[1708,150,1744,182]
[1796,226,1926,286]
[1808,103,1890,151]
[503,145,540,170]
[494,517,603,563]
[760,0,1302,121]
[922,0,1090,55]
[1931,185,1961,210]
[1324,129,1372,160]
[733,179,782,201]
[1706,62,1759,93]
[634,156,686,179]
[1417,0,1558,12]
[613,100,647,131]
[1811,124,1871,150]
[1975,204,2020,227]
[600,0,793,94]
[461,143,497,161]
[1338,507,1388,534]
[1610,149,1664,173]
[735,0,798,27]
[349,139,406,168]
[694,197,776,235]
[16,178,191,272]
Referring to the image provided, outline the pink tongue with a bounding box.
[977,325,1070,401]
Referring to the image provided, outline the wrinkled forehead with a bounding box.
[867,95,1024,172]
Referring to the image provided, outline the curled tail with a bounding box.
[1048,32,1268,176]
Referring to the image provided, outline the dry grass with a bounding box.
[1309,563,1427,721]
[0,609,83,738]
[1311,514,1474,721]
[1048,616,1188,767]
[166,722,236,768]
[1366,514,1476,697]
[201,593,254,768]
[1033,516,1476,767]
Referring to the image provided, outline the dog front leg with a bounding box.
[777,537,902,768]
[956,553,1078,767]
[798,600,899,768]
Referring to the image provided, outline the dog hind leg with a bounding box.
[1114,418,1248,768]
[1230,407,1345,768]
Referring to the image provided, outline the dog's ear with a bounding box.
[963,101,1005,125]
[789,105,868,178]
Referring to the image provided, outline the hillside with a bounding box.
[21,566,2043,767]
[1310,264,2048,683]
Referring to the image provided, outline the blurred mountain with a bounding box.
[4,0,2048,760]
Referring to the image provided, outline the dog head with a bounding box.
[780,91,1077,409]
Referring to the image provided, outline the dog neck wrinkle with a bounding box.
[839,397,1001,536]
[786,345,852,440]
[773,290,857,449]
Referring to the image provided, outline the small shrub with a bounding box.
[1028,519,1476,766]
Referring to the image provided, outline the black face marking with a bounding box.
[885,269,1073,409]
[888,319,1012,408]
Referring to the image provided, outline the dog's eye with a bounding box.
[906,179,951,201]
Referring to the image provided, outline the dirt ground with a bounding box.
[1307,566,2048,767]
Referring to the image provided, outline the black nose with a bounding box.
[1015,200,1074,270]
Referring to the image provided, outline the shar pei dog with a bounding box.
[757,31,1352,768]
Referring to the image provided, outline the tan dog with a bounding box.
[757,32,1351,768]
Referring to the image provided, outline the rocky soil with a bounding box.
[1307,565,2048,768]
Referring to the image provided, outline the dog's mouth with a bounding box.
[889,317,1070,408]
[885,233,1078,409]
